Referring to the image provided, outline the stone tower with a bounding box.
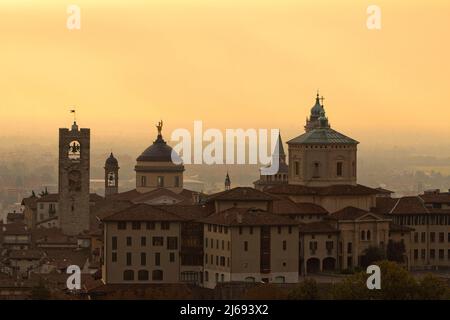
[58,121,90,235]
[104,152,119,197]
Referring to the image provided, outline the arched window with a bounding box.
[138,270,149,281]
[68,141,81,160]
[123,270,134,281]
[152,270,163,281]
[367,230,371,240]
[361,230,366,240]
[336,162,343,177]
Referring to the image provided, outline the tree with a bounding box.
[416,274,450,300]
[31,280,51,300]
[288,278,320,300]
[360,246,386,268]
[332,261,418,300]
[386,240,406,263]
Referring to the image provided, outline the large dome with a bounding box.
[136,135,181,163]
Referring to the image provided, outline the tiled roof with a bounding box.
[101,203,185,222]
[287,127,359,145]
[375,187,394,194]
[331,206,377,220]
[419,193,450,204]
[104,188,197,204]
[199,207,298,226]
[272,199,328,215]
[266,184,380,196]
[298,221,339,233]
[373,197,398,214]
[389,197,429,215]
[131,188,187,203]
[206,187,278,202]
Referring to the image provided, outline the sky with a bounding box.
[0,0,449,152]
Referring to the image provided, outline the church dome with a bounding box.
[137,136,177,162]
[136,121,182,163]
[310,94,324,116]
[105,152,118,167]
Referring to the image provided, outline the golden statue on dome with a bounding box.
[156,120,163,135]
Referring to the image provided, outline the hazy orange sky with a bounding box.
[1,0,449,149]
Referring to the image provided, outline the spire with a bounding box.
[225,172,231,190]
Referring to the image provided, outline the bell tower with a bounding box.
[58,121,90,235]
[104,152,119,197]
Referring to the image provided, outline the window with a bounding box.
[244,241,248,251]
[221,240,224,250]
[347,242,352,254]
[439,232,444,243]
[126,237,132,246]
[326,241,334,254]
[367,230,371,240]
[313,162,320,178]
[421,232,426,243]
[414,232,418,243]
[141,176,147,187]
[68,141,81,160]
[112,236,117,250]
[141,236,146,246]
[205,238,208,248]
[282,240,287,251]
[249,227,253,235]
[107,172,116,187]
[112,252,117,262]
[361,230,366,240]
[161,222,170,230]
[309,241,318,254]
[153,237,163,246]
[146,222,155,230]
[336,162,343,177]
[430,249,435,259]
[174,176,180,188]
[414,249,418,260]
[123,270,134,281]
[138,270,149,281]
[118,222,126,230]
[126,252,132,266]
[167,237,178,250]
[216,256,219,265]
[352,161,356,177]
[141,252,146,266]
[220,256,225,266]
[155,253,160,266]
[132,222,141,230]
[431,232,435,243]
[439,249,444,260]
[205,271,209,282]
[221,274,224,282]
[278,226,282,234]
[294,161,300,176]
[157,176,164,187]
[421,249,426,260]
[215,273,219,283]
[170,252,175,262]
[152,270,163,281]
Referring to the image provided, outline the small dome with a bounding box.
[310,94,324,116]
[136,135,182,163]
[105,152,119,167]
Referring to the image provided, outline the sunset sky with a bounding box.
[0,0,449,151]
